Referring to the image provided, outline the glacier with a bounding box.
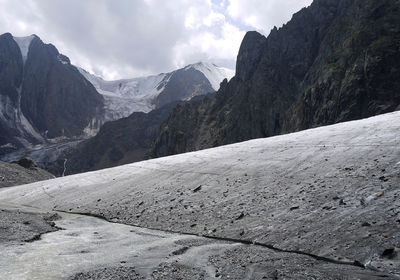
[79,62,235,120]
[0,111,398,279]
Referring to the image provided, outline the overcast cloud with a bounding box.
[0,0,312,80]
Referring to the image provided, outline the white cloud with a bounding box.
[227,0,313,34]
[173,20,244,70]
[0,0,312,80]
[203,11,226,27]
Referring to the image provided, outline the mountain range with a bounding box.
[0,33,233,159]
[1,0,399,177]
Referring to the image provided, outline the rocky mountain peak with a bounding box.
[0,32,104,154]
[235,31,266,82]
[150,0,400,158]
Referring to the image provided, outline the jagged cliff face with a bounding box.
[285,0,400,130]
[0,33,31,151]
[0,34,22,106]
[151,0,400,158]
[20,37,104,138]
[0,33,104,154]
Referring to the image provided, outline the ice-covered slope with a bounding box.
[79,68,167,119]
[1,111,399,275]
[79,62,234,120]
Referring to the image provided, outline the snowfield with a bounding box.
[0,111,399,279]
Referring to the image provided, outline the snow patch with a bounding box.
[13,35,35,64]
[83,118,102,137]
[0,95,16,125]
[0,89,42,146]
[18,110,43,141]
[57,54,69,65]
[14,87,43,142]
[188,62,235,91]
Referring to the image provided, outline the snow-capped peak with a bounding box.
[185,62,235,90]
[13,35,36,64]
[79,62,234,121]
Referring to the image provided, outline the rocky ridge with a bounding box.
[150,0,400,158]
[0,32,233,170]
[0,33,104,155]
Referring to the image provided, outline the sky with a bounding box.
[0,0,312,80]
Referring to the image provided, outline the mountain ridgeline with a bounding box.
[0,33,104,154]
[150,0,400,158]
[0,31,233,159]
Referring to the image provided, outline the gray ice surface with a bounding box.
[0,111,399,278]
[0,204,387,280]
[0,204,235,280]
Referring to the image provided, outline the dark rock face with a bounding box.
[49,102,181,176]
[11,157,37,169]
[20,36,104,138]
[0,33,27,151]
[0,33,22,105]
[150,0,400,158]
[154,67,214,108]
[285,0,400,131]
[151,94,217,157]
[0,33,104,154]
